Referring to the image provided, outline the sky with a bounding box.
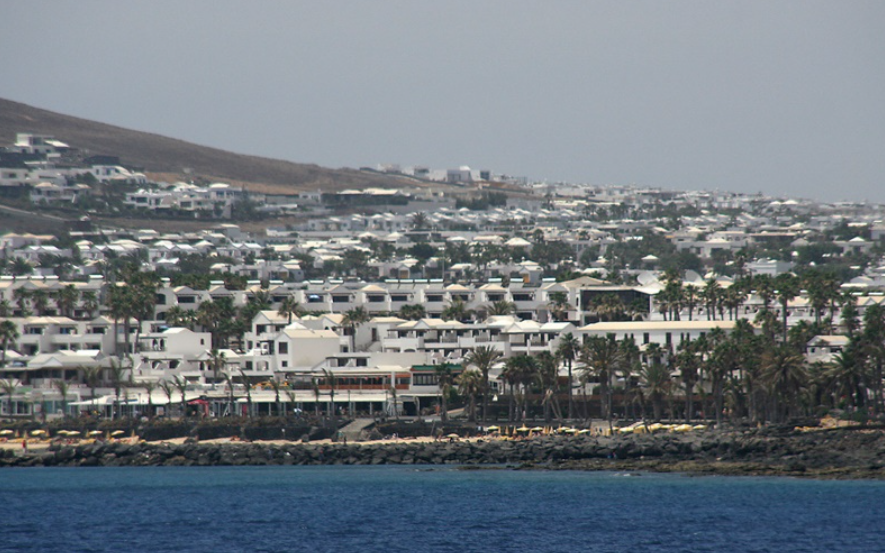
[2,2,883,203]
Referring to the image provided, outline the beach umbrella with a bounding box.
[577,429,591,434]
[486,425,500,432]
[0,429,14,435]
[57,430,70,436]
[88,430,103,436]
[111,430,126,436]
[692,424,707,431]
[516,425,530,433]
[66,431,80,436]
[530,426,543,432]
[674,424,693,433]
[30,430,46,436]
[446,433,460,439]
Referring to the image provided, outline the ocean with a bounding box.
[1,466,883,552]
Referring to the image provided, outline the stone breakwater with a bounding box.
[4,428,885,478]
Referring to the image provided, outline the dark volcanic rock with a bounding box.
[4,428,885,478]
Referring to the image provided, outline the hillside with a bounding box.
[0,98,410,193]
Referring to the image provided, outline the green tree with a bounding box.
[398,304,426,321]
[456,368,483,422]
[464,346,502,423]
[762,345,808,422]
[640,343,670,422]
[547,291,570,322]
[434,363,455,422]
[342,307,370,352]
[277,295,304,324]
[556,333,581,419]
[54,379,70,418]
[0,320,19,367]
[55,284,80,318]
[774,273,800,343]
[580,335,624,431]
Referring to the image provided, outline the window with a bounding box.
[643,333,650,344]
[279,342,288,354]
[281,361,288,368]
[427,295,443,302]
[391,295,409,302]
[413,374,437,386]
[332,295,350,303]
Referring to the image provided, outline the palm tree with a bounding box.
[774,273,800,343]
[411,211,429,230]
[826,348,868,412]
[79,365,102,404]
[434,363,455,422]
[107,357,128,419]
[762,345,808,422]
[536,351,563,423]
[580,335,623,431]
[10,258,33,277]
[277,295,304,324]
[684,284,699,321]
[547,291,570,322]
[12,288,31,317]
[55,284,80,318]
[486,300,515,317]
[268,378,283,417]
[142,380,156,419]
[398,304,426,321]
[618,338,641,420]
[640,343,670,422]
[502,354,538,422]
[107,285,130,356]
[342,307,370,352]
[54,379,70,418]
[311,376,322,418]
[674,342,700,423]
[0,378,20,417]
[238,369,253,419]
[387,385,399,420]
[80,290,99,320]
[463,345,502,423]
[30,289,49,316]
[0,320,19,367]
[208,349,226,389]
[441,299,472,322]
[172,375,189,419]
[702,278,721,321]
[556,333,581,419]
[221,373,237,418]
[159,380,175,417]
[456,369,483,422]
[321,368,338,433]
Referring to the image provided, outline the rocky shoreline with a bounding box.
[4,426,885,479]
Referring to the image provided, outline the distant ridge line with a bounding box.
[0,97,408,192]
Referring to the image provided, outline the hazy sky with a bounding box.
[2,2,883,202]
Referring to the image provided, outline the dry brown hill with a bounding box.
[0,98,410,193]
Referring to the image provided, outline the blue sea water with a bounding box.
[1,467,884,552]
